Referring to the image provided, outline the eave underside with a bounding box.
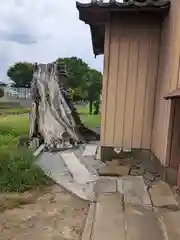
[76,0,171,56]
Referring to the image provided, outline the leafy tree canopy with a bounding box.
[56,57,102,102]
[6,58,102,107]
[7,62,33,88]
[56,57,89,90]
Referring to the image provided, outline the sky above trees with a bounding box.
[0,0,103,82]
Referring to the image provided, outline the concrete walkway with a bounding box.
[37,143,180,239]
[82,176,180,240]
[37,143,102,201]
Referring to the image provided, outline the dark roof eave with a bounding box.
[90,25,105,56]
[76,0,171,12]
[76,0,171,55]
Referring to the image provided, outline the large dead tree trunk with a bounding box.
[30,63,99,151]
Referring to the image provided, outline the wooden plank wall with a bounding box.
[169,100,180,169]
[101,14,161,150]
[151,0,180,166]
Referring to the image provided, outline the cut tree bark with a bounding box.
[30,63,99,151]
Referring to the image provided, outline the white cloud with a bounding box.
[0,0,103,82]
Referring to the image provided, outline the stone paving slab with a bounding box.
[37,152,69,176]
[149,181,178,207]
[125,204,164,240]
[144,172,155,181]
[38,148,180,239]
[155,208,180,240]
[61,152,97,185]
[56,175,95,202]
[79,155,105,176]
[130,167,144,176]
[117,176,151,207]
[82,191,165,240]
[37,152,95,202]
[99,159,130,177]
[99,164,130,177]
[94,177,117,193]
[90,193,126,240]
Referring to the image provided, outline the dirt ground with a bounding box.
[0,185,89,240]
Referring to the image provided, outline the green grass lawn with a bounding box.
[0,107,30,114]
[0,115,29,137]
[0,104,100,192]
[0,102,30,115]
[0,114,52,192]
[77,104,100,129]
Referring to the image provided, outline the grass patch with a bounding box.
[0,102,30,114]
[0,134,18,146]
[0,115,29,136]
[0,108,30,114]
[0,114,52,193]
[0,146,52,192]
[0,104,100,193]
[77,104,100,129]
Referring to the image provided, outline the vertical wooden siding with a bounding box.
[100,15,110,143]
[101,14,161,150]
[169,100,180,169]
[152,0,180,166]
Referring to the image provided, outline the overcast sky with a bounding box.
[0,0,103,82]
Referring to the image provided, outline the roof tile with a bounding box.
[76,0,170,9]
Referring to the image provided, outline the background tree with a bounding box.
[85,69,102,115]
[7,62,33,87]
[57,57,102,114]
[57,57,89,87]
[6,57,102,115]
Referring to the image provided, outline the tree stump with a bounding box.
[30,63,99,151]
